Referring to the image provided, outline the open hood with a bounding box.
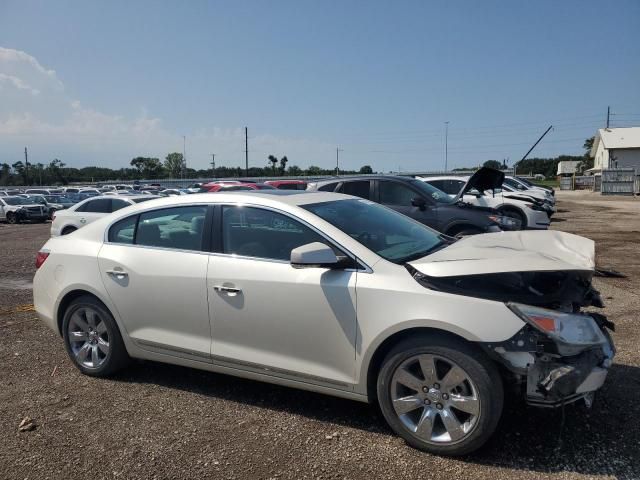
[455,167,504,200]
[408,230,594,278]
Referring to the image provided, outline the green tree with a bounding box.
[482,160,502,170]
[267,155,278,175]
[131,157,163,178]
[307,165,322,176]
[279,156,288,175]
[287,165,302,176]
[359,165,373,174]
[164,152,184,178]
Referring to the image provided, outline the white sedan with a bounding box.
[33,192,614,455]
[50,195,159,236]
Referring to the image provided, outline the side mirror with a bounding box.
[291,242,339,269]
[411,196,427,210]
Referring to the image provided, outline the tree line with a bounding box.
[1,152,376,186]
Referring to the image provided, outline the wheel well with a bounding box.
[365,327,478,404]
[61,225,77,234]
[56,290,105,336]
[497,206,527,228]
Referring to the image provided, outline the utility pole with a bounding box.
[444,121,449,172]
[606,106,610,128]
[182,135,186,180]
[244,127,249,177]
[336,147,343,176]
[24,147,29,185]
[520,125,553,162]
[210,153,216,178]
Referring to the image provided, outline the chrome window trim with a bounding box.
[102,200,374,273]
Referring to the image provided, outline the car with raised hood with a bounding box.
[50,195,159,236]
[33,192,615,456]
[0,195,49,223]
[419,168,550,230]
[307,175,520,236]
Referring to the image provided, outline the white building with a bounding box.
[590,127,640,172]
[557,160,581,176]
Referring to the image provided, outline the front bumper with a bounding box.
[487,320,615,408]
[16,209,49,221]
[526,209,551,230]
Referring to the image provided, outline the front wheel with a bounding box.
[500,208,527,230]
[6,212,18,224]
[377,335,503,456]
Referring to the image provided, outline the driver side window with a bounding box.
[379,181,417,206]
[222,206,330,261]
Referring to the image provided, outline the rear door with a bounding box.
[336,180,373,199]
[98,205,213,361]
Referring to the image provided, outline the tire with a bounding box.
[61,226,77,235]
[62,295,129,377]
[6,212,18,224]
[500,208,527,230]
[377,334,503,456]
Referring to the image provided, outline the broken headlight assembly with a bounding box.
[507,303,608,348]
[487,214,521,230]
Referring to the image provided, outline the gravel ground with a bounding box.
[0,191,639,480]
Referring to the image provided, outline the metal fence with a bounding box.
[574,176,595,190]
[559,177,573,190]
[601,168,636,195]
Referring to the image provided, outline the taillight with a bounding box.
[35,250,50,269]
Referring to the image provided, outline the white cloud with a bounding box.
[0,46,334,170]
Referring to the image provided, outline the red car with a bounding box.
[264,180,307,190]
[203,182,276,192]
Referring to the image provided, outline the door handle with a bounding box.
[106,269,128,279]
[213,285,241,295]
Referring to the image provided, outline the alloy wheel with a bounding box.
[390,354,480,444]
[67,307,110,369]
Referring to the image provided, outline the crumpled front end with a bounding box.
[481,309,615,408]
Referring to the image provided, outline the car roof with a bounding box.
[312,175,418,185]
[419,176,470,182]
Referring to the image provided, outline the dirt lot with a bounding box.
[1,191,639,480]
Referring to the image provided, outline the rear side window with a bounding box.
[137,206,207,251]
[108,216,137,244]
[339,181,370,199]
[111,199,130,212]
[278,183,307,190]
[77,198,111,213]
[317,182,339,192]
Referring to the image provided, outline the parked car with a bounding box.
[203,182,265,192]
[0,196,49,223]
[264,179,308,190]
[513,176,554,195]
[503,177,555,204]
[307,175,519,236]
[419,168,550,230]
[33,192,615,456]
[500,182,556,215]
[50,195,159,236]
[26,194,66,220]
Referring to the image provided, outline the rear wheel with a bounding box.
[377,334,503,456]
[62,295,129,376]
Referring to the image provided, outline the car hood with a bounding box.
[454,167,504,201]
[408,230,594,278]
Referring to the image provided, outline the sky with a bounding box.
[1,0,639,173]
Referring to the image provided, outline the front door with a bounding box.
[98,205,212,361]
[207,205,358,388]
[376,180,439,229]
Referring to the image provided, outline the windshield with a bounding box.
[4,196,34,205]
[408,179,455,204]
[303,199,447,263]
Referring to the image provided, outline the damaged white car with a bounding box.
[33,192,614,456]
